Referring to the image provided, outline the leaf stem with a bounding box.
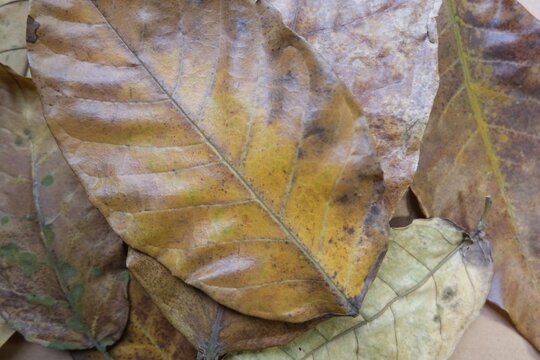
[477,196,492,233]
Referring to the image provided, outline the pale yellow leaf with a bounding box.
[0,0,29,76]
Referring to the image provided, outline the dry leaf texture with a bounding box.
[128,249,315,358]
[0,64,128,351]
[72,279,197,360]
[27,0,388,322]
[229,218,493,360]
[270,0,441,212]
[0,0,29,76]
[411,0,540,348]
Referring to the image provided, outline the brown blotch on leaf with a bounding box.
[26,16,40,44]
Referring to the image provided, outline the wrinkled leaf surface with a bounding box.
[0,0,29,75]
[28,0,388,322]
[0,64,128,351]
[72,279,197,360]
[411,0,540,348]
[228,218,493,360]
[270,0,441,212]
[128,249,315,359]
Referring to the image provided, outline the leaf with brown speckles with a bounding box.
[0,0,29,76]
[269,0,442,213]
[127,249,316,359]
[411,0,540,350]
[228,217,493,360]
[27,0,388,322]
[0,63,128,353]
[72,279,197,360]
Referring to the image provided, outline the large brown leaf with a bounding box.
[0,64,128,352]
[128,249,315,359]
[27,0,388,322]
[72,279,197,360]
[269,0,441,212]
[411,0,540,349]
[0,0,29,76]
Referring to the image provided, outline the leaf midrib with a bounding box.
[446,0,539,288]
[299,241,466,359]
[87,0,356,311]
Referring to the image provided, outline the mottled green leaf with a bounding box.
[0,64,128,354]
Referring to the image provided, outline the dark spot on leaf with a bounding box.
[43,225,55,244]
[66,314,88,334]
[41,175,54,186]
[58,261,78,284]
[26,293,56,306]
[235,17,249,33]
[303,125,326,140]
[337,194,350,204]
[18,252,38,275]
[343,226,355,235]
[119,270,130,282]
[26,16,40,44]
[442,287,456,301]
[0,244,38,275]
[67,283,85,313]
[23,128,31,136]
[15,136,23,146]
[48,340,83,351]
[90,268,103,277]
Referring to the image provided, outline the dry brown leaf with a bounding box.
[127,249,315,359]
[0,0,29,76]
[228,217,493,360]
[411,0,540,350]
[269,0,441,213]
[72,279,197,360]
[27,0,388,322]
[0,63,128,353]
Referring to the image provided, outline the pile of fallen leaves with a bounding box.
[0,0,538,359]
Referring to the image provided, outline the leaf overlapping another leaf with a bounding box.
[0,64,128,352]
[411,0,540,349]
[228,218,493,360]
[270,0,442,213]
[73,280,198,360]
[27,0,388,322]
[127,249,316,358]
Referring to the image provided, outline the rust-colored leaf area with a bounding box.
[270,0,441,212]
[412,0,540,349]
[27,0,388,322]
[0,64,128,351]
[73,279,197,360]
[127,249,315,358]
